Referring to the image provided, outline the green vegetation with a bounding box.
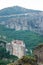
[0,25,43,50]
[0,23,43,65]
[0,40,18,65]
[0,47,18,65]
[0,25,43,48]
[0,60,10,65]
[0,47,9,59]
[8,55,38,65]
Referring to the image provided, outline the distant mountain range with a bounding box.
[0,6,43,34]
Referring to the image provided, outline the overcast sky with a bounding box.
[0,0,43,11]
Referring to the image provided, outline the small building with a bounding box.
[6,40,26,58]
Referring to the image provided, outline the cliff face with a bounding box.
[0,6,43,34]
[33,44,43,63]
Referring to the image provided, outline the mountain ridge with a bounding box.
[0,6,43,34]
[0,6,42,16]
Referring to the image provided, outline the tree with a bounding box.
[0,47,10,59]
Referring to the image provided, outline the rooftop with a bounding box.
[11,40,24,45]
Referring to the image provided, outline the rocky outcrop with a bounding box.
[8,56,38,65]
[0,6,43,34]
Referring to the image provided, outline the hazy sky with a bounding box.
[0,0,43,11]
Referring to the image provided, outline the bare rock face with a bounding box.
[33,44,43,63]
[0,6,43,34]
